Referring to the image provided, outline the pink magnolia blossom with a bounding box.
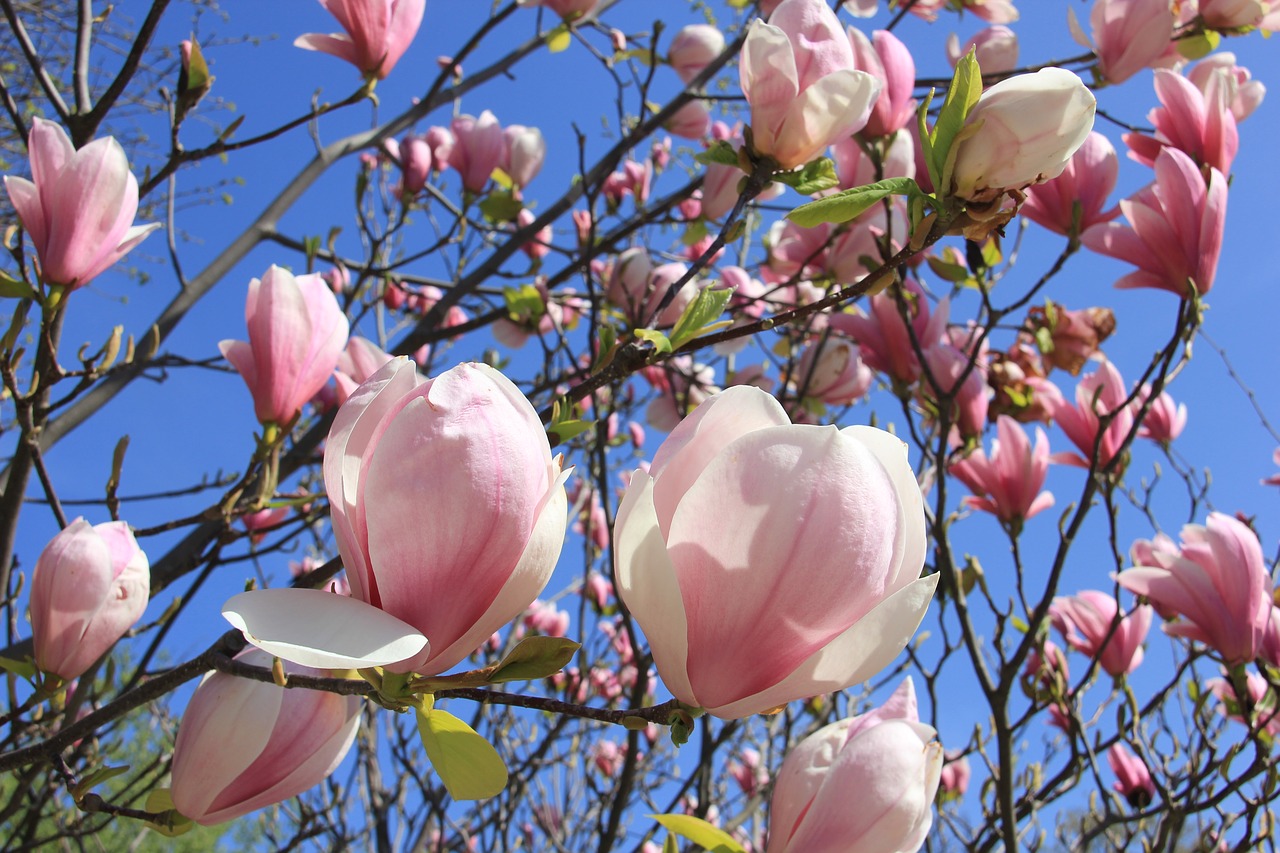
[1125,69,1238,175]
[847,28,917,139]
[1050,590,1152,677]
[1118,513,1273,665]
[1022,640,1071,703]
[1136,384,1187,444]
[1068,0,1174,85]
[219,266,350,426]
[1199,0,1273,28]
[333,336,395,404]
[294,0,425,80]
[1047,359,1135,469]
[830,280,950,386]
[949,68,1096,204]
[947,26,1019,76]
[950,415,1055,524]
[30,519,149,681]
[503,124,546,189]
[449,111,507,193]
[590,741,627,776]
[223,359,569,675]
[1107,743,1155,808]
[765,679,943,853]
[170,649,362,825]
[1082,147,1227,297]
[794,336,874,407]
[728,748,770,797]
[523,599,570,638]
[739,0,880,169]
[1208,670,1280,736]
[615,386,936,718]
[3,118,159,292]
[1187,53,1266,121]
[939,752,971,800]
[386,133,433,198]
[832,129,915,189]
[665,100,713,140]
[668,24,725,84]
[1021,132,1121,238]
[920,343,990,440]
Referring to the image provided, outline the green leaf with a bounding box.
[1176,30,1220,60]
[547,24,572,53]
[548,398,595,443]
[479,189,523,224]
[669,286,733,350]
[0,655,36,679]
[502,284,546,324]
[72,764,131,802]
[651,814,745,853]
[694,140,741,168]
[773,157,839,195]
[145,789,196,837]
[681,218,709,247]
[786,177,919,228]
[634,328,672,355]
[664,833,680,853]
[929,49,983,194]
[488,636,581,683]
[0,271,37,300]
[416,706,509,800]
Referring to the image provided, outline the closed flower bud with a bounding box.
[766,679,943,852]
[30,519,150,681]
[170,650,362,825]
[949,68,1096,204]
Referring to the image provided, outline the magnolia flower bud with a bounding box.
[950,68,1096,204]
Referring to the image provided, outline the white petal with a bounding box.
[613,471,695,705]
[222,588,428,669]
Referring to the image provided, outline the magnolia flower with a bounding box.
[1021,132,1120,238]
[1107,743,1155,809]
[947,26,1019,76]
[1124,69,1238,175]
[170,649,362,824]
[615,386,936,718]
[224,359,570,674]
[1049,590,1152,677]
[950,415,1055,524]
[1118,513,1272,665]
[295,0,426,80]
[3,118,159,292]
[1068,0,1174,85]
[739,0,880,168]
[1082,147,1227,297]
[765,679,942,852]
[668,24,725,84]
[30,519,150,681]
[219,266,350,426]
[949,68,1096,204]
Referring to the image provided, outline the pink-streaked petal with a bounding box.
[293,32,360,66]
[707,575,938,719]
[650,385,790,538]
[3,176,48,255]
[416,466,570,675]
[222,588,427,669]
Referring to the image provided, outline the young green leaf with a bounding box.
[669,286,733,350]
[651,814,745,853]
[694,140,742,168]
[488,636,581,683]
[417,706,509,800]
[773,157,839,195]
[786,177,919,229]
[634,328,673,355]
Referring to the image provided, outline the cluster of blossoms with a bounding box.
[4,0,1278,847]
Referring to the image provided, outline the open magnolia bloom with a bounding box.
[615,385,936,719]
[224,359,570,673]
